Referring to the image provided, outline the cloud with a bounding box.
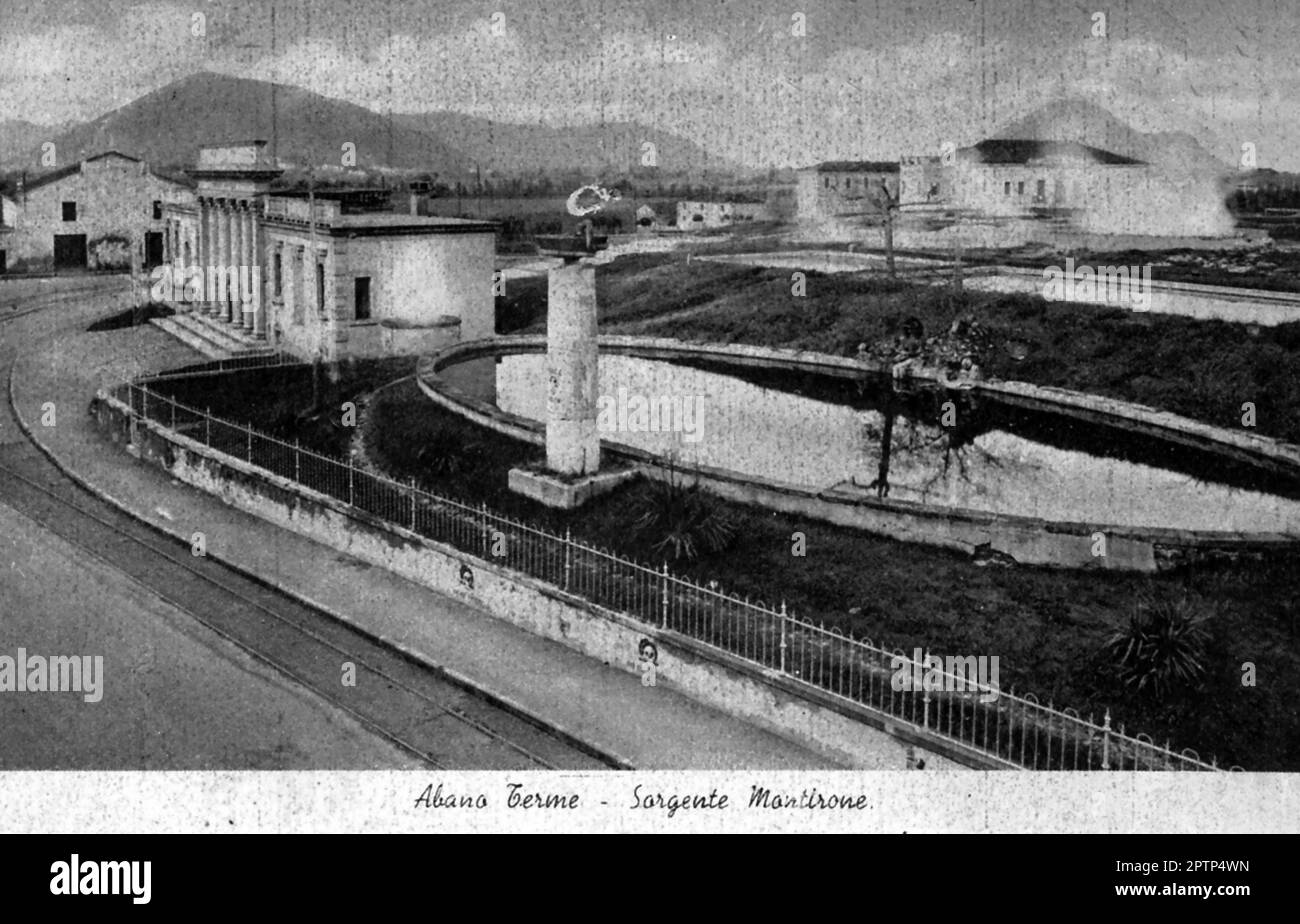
[0,3,1297,170]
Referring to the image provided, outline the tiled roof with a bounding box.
[959,139,1146,166]
[809,160,901,174]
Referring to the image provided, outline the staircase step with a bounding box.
[149,317,234,360]
[151,309,275,360]
[175,312,273,353]
[171,314,251,355]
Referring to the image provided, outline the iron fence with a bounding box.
[137,352,303,382]
[116,379,1234,772]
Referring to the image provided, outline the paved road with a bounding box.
[0,276,613,769]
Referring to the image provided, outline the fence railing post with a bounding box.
[563,527,572,591]
[410,480,417,531]
[295,439,301,482]
[348,456,355,506]
[205,408,211,446]
[660,562,669,629]
[779,601,788,674]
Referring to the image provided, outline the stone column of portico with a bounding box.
[204,199,218,315]
[228,201,244,325]
[213,200,229,319]
[242,205,257,332]
[194,201,206,314]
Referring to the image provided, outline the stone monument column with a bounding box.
[544,259,601,475]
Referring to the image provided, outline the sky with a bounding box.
[1,0,1297,169]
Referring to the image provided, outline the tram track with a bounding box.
[0,303,620,770]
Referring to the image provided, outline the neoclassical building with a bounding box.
[158,141,498,361]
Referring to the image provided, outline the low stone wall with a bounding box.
[965,267,1300,326]
[419,335,1300,572]
[93,392,981,770]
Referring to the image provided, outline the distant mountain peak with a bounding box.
[1,72,737,180]
[997,98,1230,176]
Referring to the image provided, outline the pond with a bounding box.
[441,351,1300,534]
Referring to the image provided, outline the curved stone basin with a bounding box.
[421,336,1300,570]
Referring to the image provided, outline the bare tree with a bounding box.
[876,178,898,280]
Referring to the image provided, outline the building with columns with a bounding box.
[158,141,499,361]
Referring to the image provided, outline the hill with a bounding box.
[21,72,471,176]
[388,110,739,178]
[2,72,740,183]
[997,98,1230,177]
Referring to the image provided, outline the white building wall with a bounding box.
[8,155,194,270]
[340,233,495,341]
[796,169,900,223]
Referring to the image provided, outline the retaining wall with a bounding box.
[419,336,1300,572]
[94,392,982,771]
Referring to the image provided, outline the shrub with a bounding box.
[630,468,737,563]
[1102,592,1211,699]
[416,426,482,476]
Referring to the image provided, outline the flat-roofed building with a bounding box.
[675,196,770,229]
[157,141,498,361]
[796,161,901,223]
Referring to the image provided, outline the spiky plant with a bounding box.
[1103,592,1210,699]
[417,427,480,476]
[631,469,736,563]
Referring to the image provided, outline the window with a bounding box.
[1004,182,1011,196]
[1036,179,1046,199]
[1017,181,1025,196]
[152,200,162,220]
[316,263,325,313]
[354,277,371,321]
[845,178,852,188]
[273,252,283,298]
[61,201,76,221]
[824,177,830,188]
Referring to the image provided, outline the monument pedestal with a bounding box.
[507,464,638,510]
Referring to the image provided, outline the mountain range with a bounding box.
[1,77,1240,185]
[0,72,735,181]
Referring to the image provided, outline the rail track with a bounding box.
[0,277,127,324]
[0,397,618,772]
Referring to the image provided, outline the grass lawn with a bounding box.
[504,253,1300,446]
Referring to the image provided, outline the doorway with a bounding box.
[53,234,87,270]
